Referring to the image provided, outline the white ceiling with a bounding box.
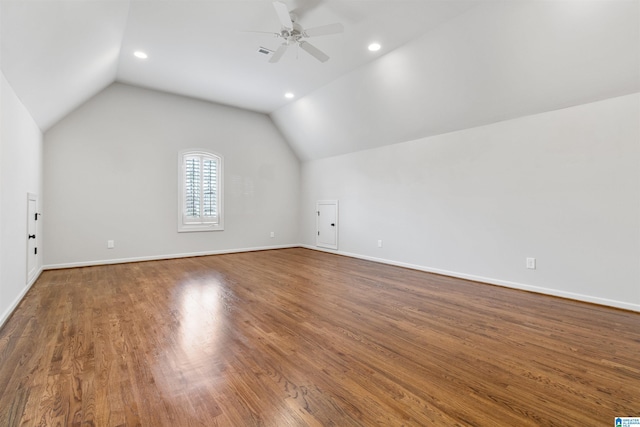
[1,0,476,131]
[273,0,640,160]
[1,0,639,161]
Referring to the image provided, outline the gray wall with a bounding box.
[43,83,300,267]
[0,72,43,326]
[300,94,640,311]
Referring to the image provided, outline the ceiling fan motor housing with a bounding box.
[280,22,304,43]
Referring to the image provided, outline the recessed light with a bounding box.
[134,51,148,59]
[368,43,381,52]
[284,92,295,99]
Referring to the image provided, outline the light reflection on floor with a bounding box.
[180,279,222,357]
[152,277,227,397]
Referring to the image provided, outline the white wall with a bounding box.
[0,72,44,326]
[301,94,640,311]
[43,83,300,267]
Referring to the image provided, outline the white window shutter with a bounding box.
[178,150,224,232]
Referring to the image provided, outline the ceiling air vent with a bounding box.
[257,47,273,58]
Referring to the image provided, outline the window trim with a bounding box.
[178,149,224,232]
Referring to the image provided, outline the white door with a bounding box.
[27,193,38,282]
[316,200,338,250]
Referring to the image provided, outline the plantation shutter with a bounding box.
[182,153,219,225]
[184,156,201,219]
[202,158,217,218]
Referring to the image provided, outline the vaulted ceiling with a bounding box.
[2,0,639,160]
[1,1,476,129]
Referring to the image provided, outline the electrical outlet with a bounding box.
[526,257,536,269]
[107,240,114,249]
[377,240,383,248]
[270,231,275,238]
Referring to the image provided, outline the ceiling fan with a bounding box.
[261,1,344,63]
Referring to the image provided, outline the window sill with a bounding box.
[178,224,224,233]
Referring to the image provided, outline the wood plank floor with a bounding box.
[0,248,638,426]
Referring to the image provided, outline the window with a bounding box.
[178,150,223,232]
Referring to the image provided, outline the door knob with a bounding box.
[28,234,36,239]
[331,223,335,226]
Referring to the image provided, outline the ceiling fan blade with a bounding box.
[273,1,293,29]
[304,22,344,37]
[299,41,329,63]
[240,30,280,35]
[269,44,289,63]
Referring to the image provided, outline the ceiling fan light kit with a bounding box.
[260,1,344,64]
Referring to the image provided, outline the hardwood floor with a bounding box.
[0,248,638,426]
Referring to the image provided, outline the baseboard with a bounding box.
[0,267,43,329]
[43,244,300,270]
[301,245,640,313]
